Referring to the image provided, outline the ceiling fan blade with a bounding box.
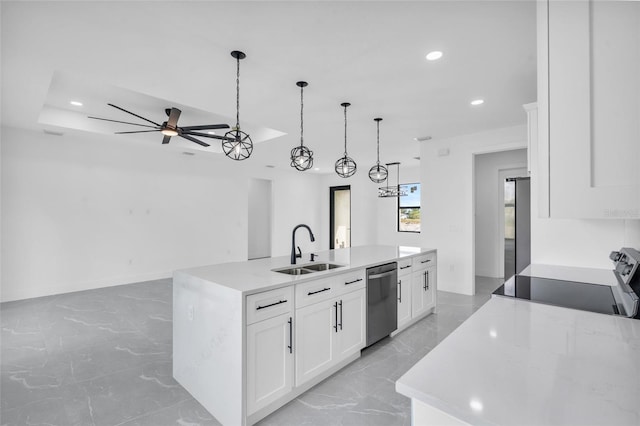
[179,134,210,147]
[166,108,181,128]
[185,131,235,141]
[115,130,161,134]
[88,116,159,129]
[180,124,230,131]
[108,103,161,127]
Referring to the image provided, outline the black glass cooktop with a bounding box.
[493,275,620,315]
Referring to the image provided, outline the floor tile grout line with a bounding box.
[111,396,194,426]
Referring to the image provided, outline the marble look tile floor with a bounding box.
[0,276,502,426]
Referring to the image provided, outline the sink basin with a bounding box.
[272,262,344,275]
[302,263,343,271]
[273,267,314,275]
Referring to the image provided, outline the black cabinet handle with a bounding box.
[333,302,338,332]
[345,278,362,285]
[257,299,287,310]
[339,300,343,330]
[426,270,430,290]
[421,259,432,264]
[308,287,331,296]
[398,279,402,303]
[400,265,412,270]
[287,317,293,354]
[423,271,427,291]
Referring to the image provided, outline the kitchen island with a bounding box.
[396,295,640,425]
[173,245,437,426]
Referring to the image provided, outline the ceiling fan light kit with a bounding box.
[334,102,357,178]
[368,117,388,183]
[378,162,407,198]
[223,50,253,161]
[290,81,314,171]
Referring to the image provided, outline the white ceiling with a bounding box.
[1,1,537,173]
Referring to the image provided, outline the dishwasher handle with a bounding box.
[368,270,397,280]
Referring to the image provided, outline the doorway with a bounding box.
[330,185,351,249]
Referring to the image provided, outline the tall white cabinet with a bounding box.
[538,0,640,219]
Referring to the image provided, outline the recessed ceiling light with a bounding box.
[314,167,320,171]
[182,151,195,156]
[425,51,443,61]
[207,131,216,135]
[470,99,484,106]
[70,101,83,106]
[413,136,432,142]
[265,165,275,168]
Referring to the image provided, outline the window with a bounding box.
[398,183,421,233]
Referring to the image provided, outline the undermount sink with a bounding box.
[303,263,342,271]
[272,262,344,275]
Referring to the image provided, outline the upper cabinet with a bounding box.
[538,0,640,219]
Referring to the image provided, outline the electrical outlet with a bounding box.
[187,305,194,321]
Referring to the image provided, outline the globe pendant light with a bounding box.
[368,118,388,183]
[222,50,253,160]
[334,102,357,178]
[290,81,314,171]
[378,162,408,198]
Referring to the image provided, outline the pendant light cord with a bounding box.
[236,56,240,129]
[343,105,348,156]
[376,120,380,166]
[300,85,304,147]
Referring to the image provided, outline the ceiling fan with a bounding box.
[88,103,232,147]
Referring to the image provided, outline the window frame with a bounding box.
[397,182,421,233]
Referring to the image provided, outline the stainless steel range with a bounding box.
[493,247,640,319]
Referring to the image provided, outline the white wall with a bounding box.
[474,149,527,278]
[420,125,528,295]
[248,178,272,260]
[1,126,323,302]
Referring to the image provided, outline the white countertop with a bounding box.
[174,245,434,295]
[396,297,640,426]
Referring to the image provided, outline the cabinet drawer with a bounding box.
[334,269,366,294]
[246,286,294,325]
[413,253,436,271]
[397,259,413,276]
[296,277,335,309]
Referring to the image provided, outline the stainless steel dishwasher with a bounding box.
[366,262,398,347]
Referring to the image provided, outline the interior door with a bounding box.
[330,186,351,249]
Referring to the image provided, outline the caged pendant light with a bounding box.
[378,162,408,198]
[290,81,314,171]
[334,102,357,178]
[222,50,253,160]
[368,118,388,183]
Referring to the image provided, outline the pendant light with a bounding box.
[290,81,314,171]
[222,50,253,160]
[378,162,408,198]
[368,118,388,183]
[335,102,357,178]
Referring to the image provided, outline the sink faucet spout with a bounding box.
[291,224,315,264]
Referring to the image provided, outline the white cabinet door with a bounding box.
[397,274,412,328]
[336,289,365,360]
[295,300,336,387]
[411,268,435,319]
[540,0,640,218]
[411,270,428,318]
[246,313,293,415]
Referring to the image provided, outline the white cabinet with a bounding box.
[335,289,366,359]
[295,298,336,387]
[295,287,365,387]
[246,313,293,415]
[538,0,640,218]
[411,267,435,319]
[397,262,413,329]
